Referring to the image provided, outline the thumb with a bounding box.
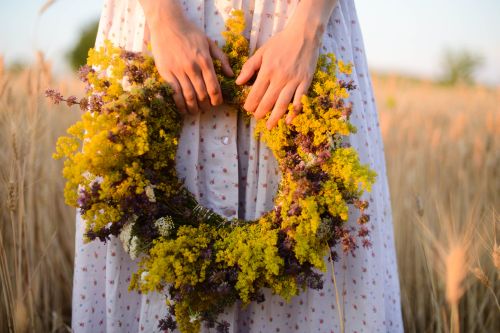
[235,48,263,85]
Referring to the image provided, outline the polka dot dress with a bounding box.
[71,0,404,332]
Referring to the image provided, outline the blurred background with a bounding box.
[0,0,498,332]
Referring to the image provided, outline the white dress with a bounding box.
[72,0,404,332]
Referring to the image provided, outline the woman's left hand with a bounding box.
[235,18,323,130]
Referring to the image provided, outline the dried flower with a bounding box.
[45,89,64,104]
[493,244,500,271]
[472,267,490,288]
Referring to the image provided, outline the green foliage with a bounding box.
[66,20,99,70]
[7,61,28,74]
[440,49,483,86]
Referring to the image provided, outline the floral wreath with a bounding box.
[47,9,376,333]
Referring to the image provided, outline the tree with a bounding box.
[66,20,99,71]
[440,49,483,86]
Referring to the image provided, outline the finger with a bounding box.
[208,38,234,78]
[266,81,297,129]
[178,72,199,114]
[235,48,263,85]
[187,64,211,112]
[198,53,223,106]
[163,71,187,114]
[286,81,308,124]
[243,72,270,114]
[252,79,282,120]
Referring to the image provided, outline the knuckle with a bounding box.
[199,92,209,102]
[279,72,294,83]
[184,92,196,102]
[276,102,289,111]
[208,86,220,96]
[198,55,211,68]
[193,47,204,57]
[175,101,186,111]
[170,85,181,95]
[243,103,254,113]
[172,94,182,104]
[185,61,198,74]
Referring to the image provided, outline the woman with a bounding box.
[72,0,404,332]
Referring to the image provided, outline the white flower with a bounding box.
[121,75,132,92]
[118,222,133,253]
[328,135,335,150]
[145,185,156,203]
[128,236,141,260]
[305,152,318,167]
[155,216,175,237]
[118,215,141,260]
[189,312,201,323]
[140,271,149,284]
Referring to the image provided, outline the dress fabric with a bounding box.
[72,0,404,332]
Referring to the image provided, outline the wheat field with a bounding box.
[0,55,498,332]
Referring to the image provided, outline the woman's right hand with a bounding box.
[140,0,234,114]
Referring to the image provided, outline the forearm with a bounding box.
[287,0,338,43]
[138,0,189,31]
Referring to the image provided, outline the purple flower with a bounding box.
[120,50,143,61]
[77,65,94,83]
[353,199,369,211]
[88,93,104,112]
[216,320,230,333]
[45,89,64,104]
[79,97,89,111]
[76,187,92,211]
[362,238,372,249]
[200,247,212,260]
[357,226,370,238]
[158,315,177,332]
[66,96,78,107]
[339,79,357,91]
[357,214,370,225]
[90,180,101,196]
[306,271,324,290]
[341,102,353,119]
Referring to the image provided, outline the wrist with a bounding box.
[139,0,190,33]
[286,0,337,44]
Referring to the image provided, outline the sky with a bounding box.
[1,0,499,85]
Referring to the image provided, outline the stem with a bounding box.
[327,243,345,333]
[450,302,459,333]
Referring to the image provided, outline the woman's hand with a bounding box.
[140,0,234,114]
[235,0,338,129]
